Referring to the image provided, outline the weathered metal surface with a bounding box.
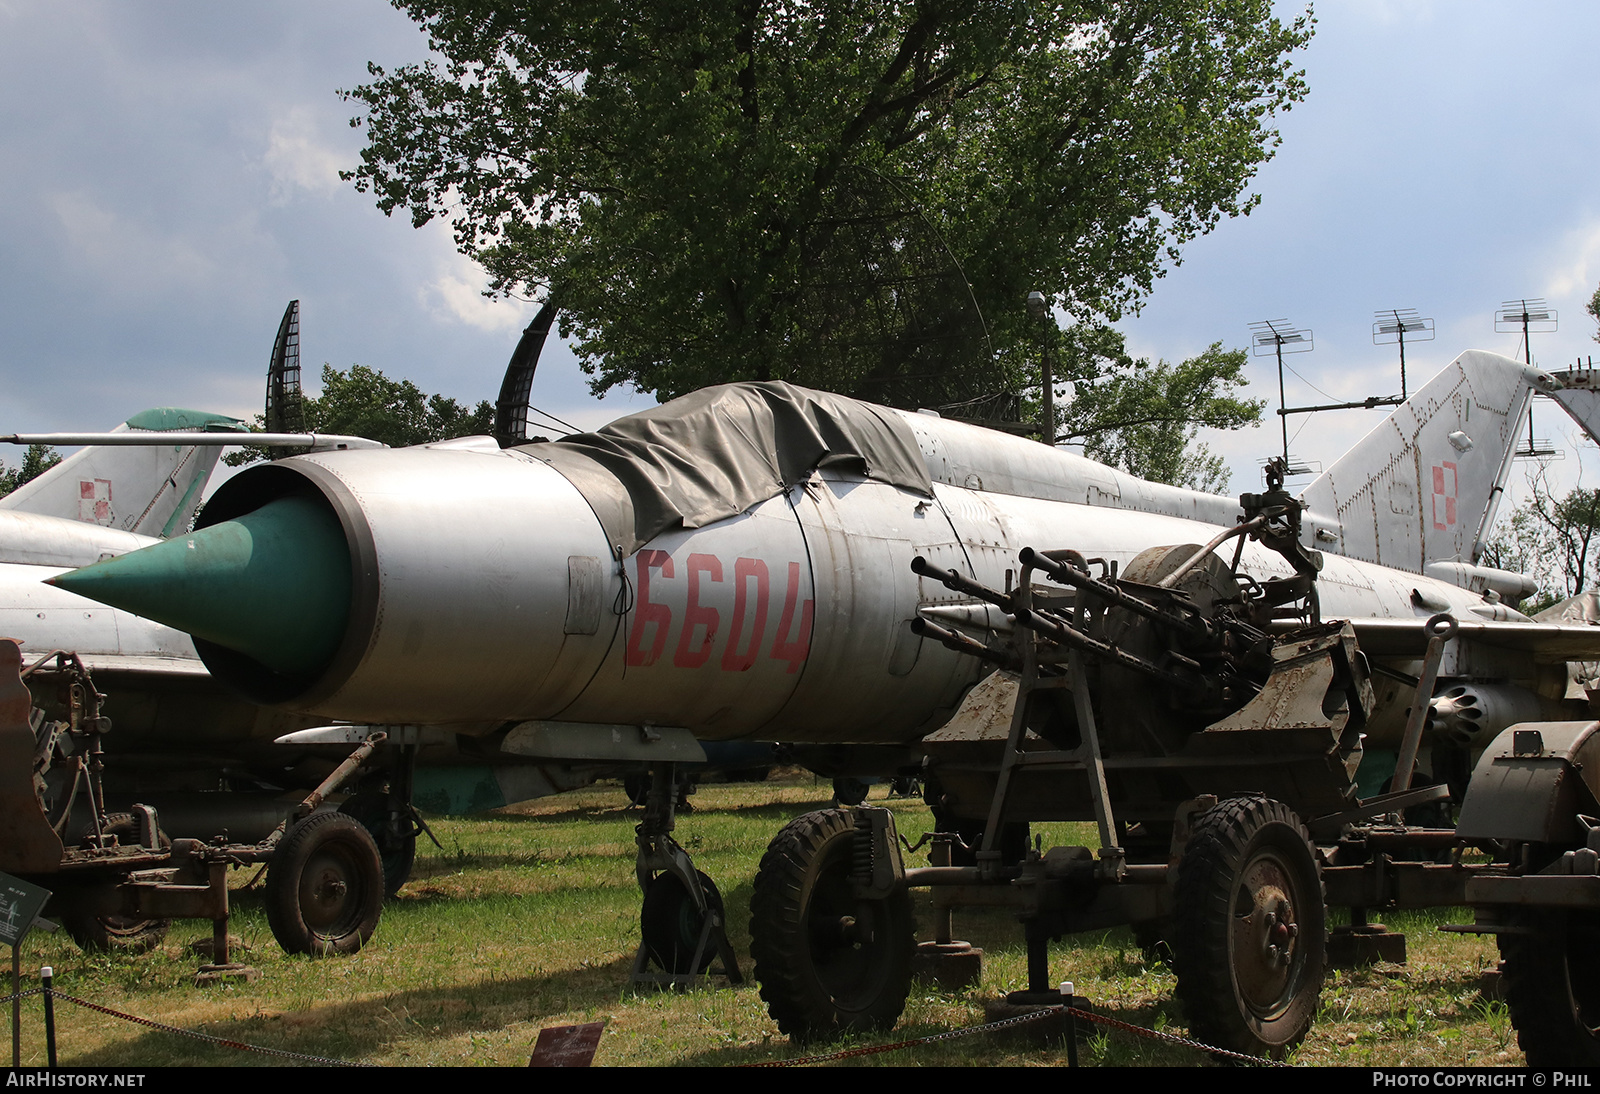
[1456,721,1600,843]
[1467,874,1600,908]
[0,640,63,873]
[501,721,706,763]
[1322,861,1477,909]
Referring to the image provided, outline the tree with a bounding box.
[1588,279,1599,343]
[1057,341,1262,492]
[343,1,1312,409]
[1482,469,1600,610]
[0,444,62,497]
[226,364,494,465]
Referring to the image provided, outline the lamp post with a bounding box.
[1027,291,1054,445]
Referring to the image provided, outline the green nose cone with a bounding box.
[50,494,351,678]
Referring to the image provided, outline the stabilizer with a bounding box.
[0,408,243,537]
[1298,351,1556,574]
[1545,367,1600,448]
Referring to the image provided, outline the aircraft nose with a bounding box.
[49,492,351,678]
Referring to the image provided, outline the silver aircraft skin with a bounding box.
[57,349,1600,771]
[1,420,662,820]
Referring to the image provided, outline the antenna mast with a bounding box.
[1372,308,1433,399]
[1496,298,1558,458]
[1250,319,1314,473]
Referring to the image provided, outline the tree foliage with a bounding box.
[1482,470,1600,609]
[1057,340,1262,492]
[343,0,1312,408]
[1588,278,1599,343]
[226,364,494,465]
[0,444,62,497]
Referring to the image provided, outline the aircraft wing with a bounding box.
[63,653,212,677]
[1346,617,1600,662]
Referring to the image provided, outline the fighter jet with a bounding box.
[51,348,1600,1055]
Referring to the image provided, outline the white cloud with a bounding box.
[1543,219,1600,305]
[419,243,536,333]
[263,106,347,202]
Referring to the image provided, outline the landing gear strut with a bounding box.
[629,761,741,987]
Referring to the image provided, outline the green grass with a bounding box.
[6,774,1522,1067]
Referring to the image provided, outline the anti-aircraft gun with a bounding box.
[749,463,1525,1059]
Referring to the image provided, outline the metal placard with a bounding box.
[0,872,51,948]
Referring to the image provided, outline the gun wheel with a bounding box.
[750,809,912,1041]
[1173,796,1324,1059]
[58,814,171,954]
[1499,907,1600,1066]
[266,811,383,956]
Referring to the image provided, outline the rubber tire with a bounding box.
[640,869,724,975]
[1499,907,1600,1066]
[58,814,171,954]
[1172,796,1325,1059]
[265,811,384,956]
[749,809,914,1041]
[339,792,417,898]
[832,777,869,806]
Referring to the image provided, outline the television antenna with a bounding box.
[1372,308,1434,399]
[1250,319,1314,472]
[1496,298,1558,458]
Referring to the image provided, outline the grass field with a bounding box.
[7,773,1524,1067]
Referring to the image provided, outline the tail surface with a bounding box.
[1545,367,1600,448]
[1298,350,1556,574]
[0,408,244,537]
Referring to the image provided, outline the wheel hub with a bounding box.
[301,852,356,930]
[1232,857,1302,1014]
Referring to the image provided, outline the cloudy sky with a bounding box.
[1,1,1597,502]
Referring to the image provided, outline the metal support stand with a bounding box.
[194,861,257,985]
[629,762,741,989]
[979,551,1123,883]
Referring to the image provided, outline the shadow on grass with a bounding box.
[57,954,645,1067]
[667,994,1206,1067]
[486,793,842,826]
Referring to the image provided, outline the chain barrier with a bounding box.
[16,987,369,1067]
[743,1003,1285,1067]
[1068,1006,1286,1066]
[13,982,1280,1067]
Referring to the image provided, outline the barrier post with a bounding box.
[41,965,55,1067]
[1061,981,1077,1067]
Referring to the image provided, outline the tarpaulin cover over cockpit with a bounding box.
[524,381,933,555]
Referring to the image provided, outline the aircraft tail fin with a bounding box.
[1298,350,1556,575]
[0,408,244,537]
